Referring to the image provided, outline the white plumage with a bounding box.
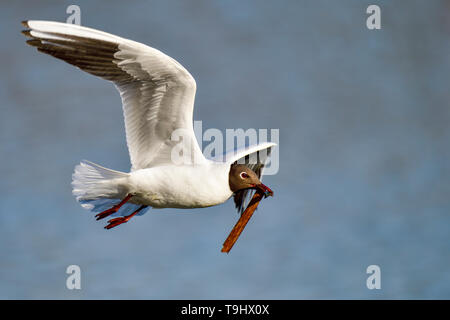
[23,20,275,227]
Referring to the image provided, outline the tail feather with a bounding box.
[72,160,127,199]
[72,160,149,217]
[72,160,130,214]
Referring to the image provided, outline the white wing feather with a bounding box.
[23,20,205,170]
[224,142,276,165]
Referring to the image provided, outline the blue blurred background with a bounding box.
[1,0,449,299]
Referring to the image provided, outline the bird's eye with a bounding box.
[240,172,250,179]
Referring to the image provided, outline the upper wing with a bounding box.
[225,142,276,214]
[22,20,205,170]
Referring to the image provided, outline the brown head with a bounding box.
[228,164,273,197]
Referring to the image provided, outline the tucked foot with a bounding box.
[95,208,118,221]
[104,216,131,229]
[95,194,133,220]
[104,205,147,230]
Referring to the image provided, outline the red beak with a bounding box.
[256,183,274,198]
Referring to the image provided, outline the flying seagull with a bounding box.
[22,20,275,230]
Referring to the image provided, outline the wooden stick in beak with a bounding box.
[221,190,264,253]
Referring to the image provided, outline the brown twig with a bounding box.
[221,190,264,253]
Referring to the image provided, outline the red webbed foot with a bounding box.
[95,194,133,221]
[104,205,147,230]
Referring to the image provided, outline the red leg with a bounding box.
[104,205,147,230]
[95,194,133,221]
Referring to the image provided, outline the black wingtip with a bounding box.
[21,20,29,28]
[21,29,32,37]
[25,39,41,47]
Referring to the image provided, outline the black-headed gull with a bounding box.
[22,21,275,229]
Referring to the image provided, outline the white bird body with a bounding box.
[23,20,276,228]
[126,163,232,209]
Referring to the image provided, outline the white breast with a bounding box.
[126,162,233,209]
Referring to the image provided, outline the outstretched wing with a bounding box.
[22,20,205,170]
[225,142,276,214]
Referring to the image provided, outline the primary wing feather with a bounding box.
[22,20,204,170]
